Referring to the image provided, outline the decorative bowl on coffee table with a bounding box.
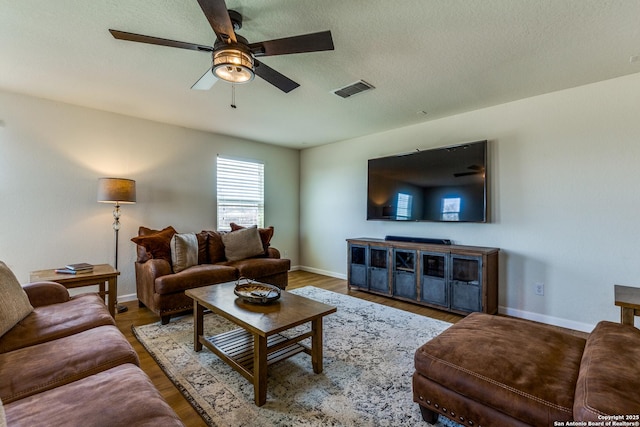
[234,281,281,304]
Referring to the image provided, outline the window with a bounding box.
[396,192,412,220]
[441,197,461,221]
[217,156,264,230]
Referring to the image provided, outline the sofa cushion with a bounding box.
[154,264,238,295]
[574,321,640,420]
[222,227,265,261]
[170,233,198,273]
[414,312,585,425]
[230,223,274,255]
[205,230,227,263]
[0,293,114,353]
[0,261,34,337]
[131,226,177,265]
[3,363,184,427]
[0,325,138,403]
[224,258,291,281]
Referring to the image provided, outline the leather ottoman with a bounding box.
[413,312,586,426]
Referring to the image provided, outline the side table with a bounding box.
[29,264,119,317]
[614,284,640,326]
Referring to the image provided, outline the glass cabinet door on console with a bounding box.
[349,245,367,289]
[368,246,390,294]
[394,249,417,299]
[450,255,483,313]
[420,252,448,308]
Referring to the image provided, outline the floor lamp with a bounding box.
[97,177,136,314]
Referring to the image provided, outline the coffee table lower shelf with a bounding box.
[200,328,313,382]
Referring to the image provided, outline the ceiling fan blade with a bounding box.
[454,171,481,177]
[197,0,236,44]
[191,68,218,90]
[249,31,334,57]
[254,60,300,93]
[109,29,213,52]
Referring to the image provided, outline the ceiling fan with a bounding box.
[109,0,334,93]
[454,164,485,178]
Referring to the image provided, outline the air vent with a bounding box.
[332,80,375,98]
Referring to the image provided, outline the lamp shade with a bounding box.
[97,178,136,204]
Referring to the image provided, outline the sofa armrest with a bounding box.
[135,259,173,310]
[22,281,70,307]
[138,259,172,278]
[574,321,640,420]
[267,247,281,259]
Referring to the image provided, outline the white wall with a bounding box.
[300,72,640,332]
[4,72,639,331]
[0,90,300,300]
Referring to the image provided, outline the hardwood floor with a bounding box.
[115,270,464,426]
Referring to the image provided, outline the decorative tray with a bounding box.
[234,281,281,304]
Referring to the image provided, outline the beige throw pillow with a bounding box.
[0,397,6,427]
[170,233,199,273]
[0,398,6,427]
[0,261,34,337]
[222,227,265,262]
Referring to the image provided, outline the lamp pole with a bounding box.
[112,202,121,270]
[111,201,128,313]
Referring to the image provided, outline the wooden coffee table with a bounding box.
[185,282,337,406]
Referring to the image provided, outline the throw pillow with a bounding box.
[0,397,6,427]
[131,226,177,265]
[136,226,171,263]
[196,231,209,265]
[221,227,265,262]
[205,230,227,264]
[170,233,199,273]
[0,261,34,337]
[229,223,274,255]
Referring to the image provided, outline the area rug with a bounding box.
[133,286,459,427]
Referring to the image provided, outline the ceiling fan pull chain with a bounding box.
[231,83,237,109]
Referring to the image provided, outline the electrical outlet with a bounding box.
[283,250,289,258]
[534,282,544,296]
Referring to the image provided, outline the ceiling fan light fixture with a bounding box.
[213,47,254,83]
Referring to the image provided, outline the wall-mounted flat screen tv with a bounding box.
[367,140,487,222]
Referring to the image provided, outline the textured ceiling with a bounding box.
[1,1,639,148]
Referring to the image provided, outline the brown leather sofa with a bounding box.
[0,269,183,426]
[133,225,290,324]
[413,312,640,426]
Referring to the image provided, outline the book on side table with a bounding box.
[55,263,94,274]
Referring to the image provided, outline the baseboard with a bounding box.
[499,306,594,333]
[119,293,137,303]
[299,266,347,280]
[295,270,596,332]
